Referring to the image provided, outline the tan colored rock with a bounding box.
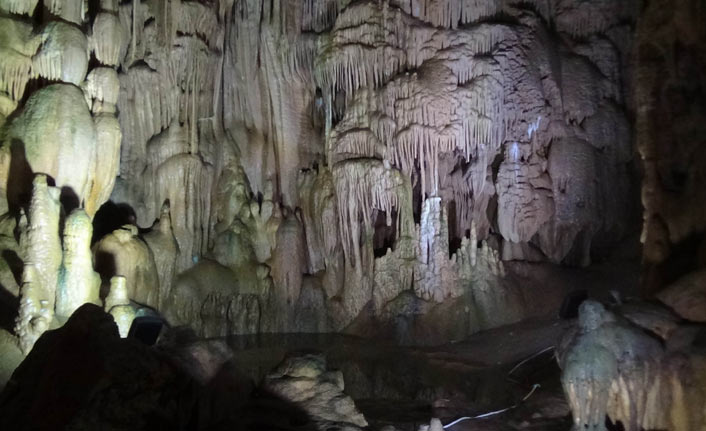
[1,84,96,214]
[657,270,706,323]
[0,0,39,15]
[0,16,38,102]
[94,225,159,308]
[264,354,368,430]
[143,201,180,307]
[86,113,121,216]
[82,67,120,114]
[105,276,135,338]
[91,12,125,67]
[0,329,23,390]
[32,21,88,85]
[44,0,85,24]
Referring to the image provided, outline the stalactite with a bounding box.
[32,21,88,85]
[177,1,222,50]
[91,12,124,67]
[332,159,403,267]
[0,0,39,15]
[0,50,32,102]
[44,0,85,24]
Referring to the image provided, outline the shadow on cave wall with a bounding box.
[91,200,137,245]
[6,140,33,216]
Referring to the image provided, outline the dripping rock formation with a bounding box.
[0,0,647,351]
[0,0,705,428]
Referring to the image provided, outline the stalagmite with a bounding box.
[143,201,180,308]
[55,209,101,319]
[94,225,160,308]
[104,276,136,338]
[14,175,62,354]
[414,197,459,302]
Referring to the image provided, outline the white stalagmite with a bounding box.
[153,153,213,272]
[15,175,62,354]
[414,196,459,302]
[55,209,101,318]
[143,201,180,308]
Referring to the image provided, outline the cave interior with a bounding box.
[0,0,705,430]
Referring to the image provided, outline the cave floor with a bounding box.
[223,318,574,431]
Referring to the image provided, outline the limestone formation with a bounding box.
[143,201,180,309]
[14,175,62,354]
[163,259,265,337]
[55,209,101,318]
[104,276,135,338]
[558,300,706,430]
[1,85,96,213]
[32,22,88,85]
[0,0,651,344]
[636,0,706,293]
[264,353,368,431]
[93,224,160,309]
[656,270,706,323]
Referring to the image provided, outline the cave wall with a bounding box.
[0,0,641,343]
[635,0,706,294]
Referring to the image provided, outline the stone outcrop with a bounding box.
[558,300,706,430]
[263,353,368,431]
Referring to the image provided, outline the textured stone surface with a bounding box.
[264,353,368,431]
[0,0,674,345]
[636,0,706,293]
[558,300,706,430]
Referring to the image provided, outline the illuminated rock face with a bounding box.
[14,175,62,354]
[0,0,645,341]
